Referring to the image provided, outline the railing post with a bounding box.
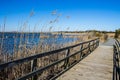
[95,39,98,48]
[93,40,95,49]
[88,42,91,53]
[31,59,38,80]
[80,44,83,58]
[92,40,95,51]
[97,39,99,47]
[64,49,70,69]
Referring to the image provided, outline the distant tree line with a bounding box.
[58,30,115,33]
[115,29,120,38]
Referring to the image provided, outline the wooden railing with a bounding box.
[0,38,99,80]
[113,39,120,80]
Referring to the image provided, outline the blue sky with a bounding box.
[0,0,120,32]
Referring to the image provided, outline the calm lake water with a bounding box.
[0,32,77,54]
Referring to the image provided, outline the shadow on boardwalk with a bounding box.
[57,38,114,80]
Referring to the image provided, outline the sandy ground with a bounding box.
[57,39,114,80]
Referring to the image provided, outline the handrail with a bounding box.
[113,39,120,80]
[0,38,98,70]
[0,38,99,80]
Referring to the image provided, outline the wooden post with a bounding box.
[88,42,91,53]
[92,40,95,51]
[95,40,97,48]
[80,44,83,59]
[64,49,70,69]
[31,59,38,80]
[97,39,99,47]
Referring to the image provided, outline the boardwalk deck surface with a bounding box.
[57,39,114,80]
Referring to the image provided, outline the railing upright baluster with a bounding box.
[64,49,70,69]
[80,44,83,58]
[31,59,38,80]
[88,42,91,53]
[97,39,100,47]
[95,39,98,48]
[92,40,95,51]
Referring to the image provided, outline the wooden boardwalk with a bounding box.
[57,40,114,80]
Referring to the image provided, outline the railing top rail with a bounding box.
[0,38,99,70]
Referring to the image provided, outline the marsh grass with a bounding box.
[0,10,94,80]
[0,31,89,80]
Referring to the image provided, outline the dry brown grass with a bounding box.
[0,10,99,80]
[0,32,94,80]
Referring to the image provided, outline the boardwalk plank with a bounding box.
[57,45,113,80]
